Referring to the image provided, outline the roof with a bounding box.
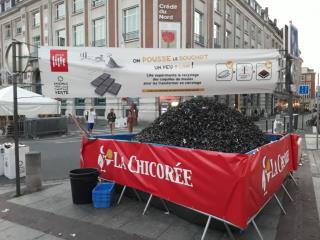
[0,86,58,105]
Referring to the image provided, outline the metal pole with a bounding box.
[265,119,268,132]
[12,41,21,196]
[285,25,293,133]
[201,216,212,240]
[317,73,319,149]
[301,103,304,130]
[251,219,264,240]
[142,194,153,215]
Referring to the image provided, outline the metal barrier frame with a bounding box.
[110,172,298,240]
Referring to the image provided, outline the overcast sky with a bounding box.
[258,0,319,74]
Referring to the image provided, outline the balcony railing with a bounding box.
[123,30,139,42]
[194,33,205,45]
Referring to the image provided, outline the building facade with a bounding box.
[299,67,316,111]
[0,0,284,121]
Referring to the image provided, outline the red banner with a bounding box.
[81,134,299,228]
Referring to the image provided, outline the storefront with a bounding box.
[159,96,182,115]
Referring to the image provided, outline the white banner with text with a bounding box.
[38,47,280,98]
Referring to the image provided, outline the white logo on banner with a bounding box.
[98,146,193,187]
[261,150,289,195]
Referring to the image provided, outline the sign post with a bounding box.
[12,42,21,196]
[5,41,30,196]
[317,76,320,149]
[298,85,309,130]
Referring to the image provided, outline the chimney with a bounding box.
[264,7,269,18]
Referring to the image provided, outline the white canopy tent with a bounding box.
[0,86,60,118]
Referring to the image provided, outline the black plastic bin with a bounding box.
[69,168,99,204]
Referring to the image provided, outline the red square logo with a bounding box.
[50,50,68,72]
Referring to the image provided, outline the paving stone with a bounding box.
[26,195,71,212]
[55,203,94,220]
[192,228,225,240]
[312,177,320,221]
[82,201,143,229]
[34,234,63,240]
[0,220,15,231]
[0,221,43,240]
[9,182,70,207]
[157,223,201,240]
[121,214,171,239]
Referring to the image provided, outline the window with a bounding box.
[250,0,256,9]
[92,18,106,47]
[15,19,22,35]
[213,23,221,48]
[73,0,83,13]
[244,40,249,48]
[244,18,249,34]
[214,0,221,13]
[92,0,105,7]
[75,98,85,106]
[226,4,232,21]
[32,11,40,27]
[236,11,241,28]
[225,30,231,48]
[4,0,11,10]
[75,109,84,116]
[56,2,65,20]
[94,98,106,106]
[235,36,241,48]
[123,6,139,41]
[32,35,41,46]
[96,109,105,117]
[251,24,255,40]
[257,29,262,47]
[56,29,66,46]
[4,24,10,39]
[194,10,204,45]
[73,24,84,46]
[61,99,67,106]
[256,4,262,15]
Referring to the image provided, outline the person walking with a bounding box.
[87,108,96,134]
[107,108,116,134]
[127,106,135,133]
[133,104,139,125]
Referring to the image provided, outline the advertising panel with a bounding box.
[81,134,299,228]
[39,47,280,98]
[289,22,299,58]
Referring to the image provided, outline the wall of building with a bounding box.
[0,0,286,121]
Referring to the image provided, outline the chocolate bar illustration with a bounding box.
[92,72,121,96]
[107,82,122,95]
[99,73,111,80]
[91,77,105,87]
[94,78,115,96]
[91,73,111,87]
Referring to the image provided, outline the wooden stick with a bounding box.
[68,114,91,138]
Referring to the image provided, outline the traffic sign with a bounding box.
[298,85,309,95]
